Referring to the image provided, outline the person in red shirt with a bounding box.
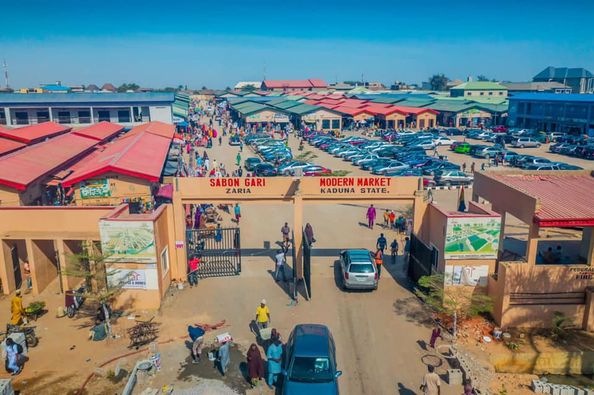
[188,256,200,287]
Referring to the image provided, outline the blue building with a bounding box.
[508,93,594,136]
[0,92,175,127]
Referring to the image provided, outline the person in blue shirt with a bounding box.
[376,233,387,252]
[266,338,283,389]
[188,325,205,364]
[217,340,231,376]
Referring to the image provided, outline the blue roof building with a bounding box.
[533,67,594,94]
[508,93,594,136]
[0,92,175,127]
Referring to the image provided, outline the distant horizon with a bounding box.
[2,0,593,89]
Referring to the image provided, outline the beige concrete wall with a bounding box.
[72,172,154,206]
[244,110,289,124]
[413,113,437,130]
[0,180,45,206]
[153,205,172,298]
[30,239,58,295]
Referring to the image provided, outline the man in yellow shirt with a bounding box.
[255,299,270,330]
[10,290,25,325]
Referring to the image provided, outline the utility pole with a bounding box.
[2,60,8,89]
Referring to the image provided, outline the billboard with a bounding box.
[444,265,489,287]
[107,267,159,290]
[99,221,157,263]
[80,179,111,199]
[444,217,501,259]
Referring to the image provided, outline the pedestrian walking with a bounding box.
[281,222,290,247]
[470,162,475,173]
[247,343,264,387]
[404,236,411,263]
[236,152,241,167]
[388,210,396,229]
[217,339,231,376]
[188,255,200,287]
[234,203,241,223]
[218,135,222,146]
[429,325,442,348]
[188,325,206,364]
[374,249,383,279]
[366,204,377,229]
[274,250,287,282]
[255,299,270,330]
[390,239,399,264]
[420,365,441,395]
[239,141,243,152]
[266,338,283,389]
[376,233,387,252]
[383,210,390,227]
[462,162,466,172]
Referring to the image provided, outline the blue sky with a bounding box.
[1,0,593,88]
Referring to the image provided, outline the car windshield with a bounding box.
[349,263,375,273]
[289,357,334,383]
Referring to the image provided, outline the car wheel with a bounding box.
[537,144,541,148]
[520,145,525,148]
[444,181,451,187]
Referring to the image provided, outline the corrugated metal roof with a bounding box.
[491,173,594,226]
[533,66,594,80]
[271,100,302,110]
[509,93,594,103]
[451,81,507,91]
[72,122,124,142]
[262,79,328,89]
[285,103,328,115]
[119,121,175,140]
[0,92,175,105]
[0,122,71,143]
[0,132,98,190]
[62,132,172,187]
[0,138,26,156]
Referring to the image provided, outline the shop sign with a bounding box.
[444,217,501,259]
[175,240,185,249]
[208,177,267,194]
[107,268,159,290]
[570,267,594,280]
[80,179,111,199]
[314,177,393,195]
[99,220,157,263]
[444,265,489,286]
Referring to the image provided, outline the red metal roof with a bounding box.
[331,106,375,116]
[391,105,439,115]
[0,133,98,190]
[73,122,124,142]
[62,131,172,187]
[364,105,408,116]
[0,122,71,144]
[0,138,26,156]
[119,121,175,140]
[491,173,594,227]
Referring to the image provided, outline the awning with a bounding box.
[156,184,173,199]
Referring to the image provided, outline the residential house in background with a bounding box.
[503,81,572,94]
[532,66,594,94]
[261,79,328,92]
[101,83,117,93]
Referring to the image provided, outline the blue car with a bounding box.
[283,324,341,395]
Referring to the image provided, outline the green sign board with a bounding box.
[444,217,501,259]
[80,179,111,199]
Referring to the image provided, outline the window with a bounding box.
[161,247,169,276]
[480,92,484,96]
[419,119,425,129]
[97,110,110,122]
[57,111,71,124]
[36,111,50,123]
[488,92,493,96]
[498,92,503,95]
[331,119,340,129]
[14,112,29,125]
[321,119,330,129]
[466,92,472,96]
[78,110,91,124]
[118,110,131,123]
[0,109,5,125]
[289,357,333,383]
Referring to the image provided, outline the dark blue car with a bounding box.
[282,324,341,395]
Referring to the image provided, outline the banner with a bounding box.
[80,179,111,199]
[444,217,501,259]
[99,221,157,263]
[107,268,159,290]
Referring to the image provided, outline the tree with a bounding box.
[416,274,493,338]
[476,75,490,82]
[117,83,140,93]
[428,74,449,91]
[63,242,128,336]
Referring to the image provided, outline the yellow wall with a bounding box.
[412,113,437,130]
[0,180,45,206]
[72,172,154,206]
[465,90,508,98]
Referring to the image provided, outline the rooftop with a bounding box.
[509,93,594,103]
[491,172,594,227]
[262,79,328,89]
[0,92,175,105]
[0,138,26,156]
[72,122,124,142]
[0,122,71,143]
[451,81,507,91]
[533,66,594,80]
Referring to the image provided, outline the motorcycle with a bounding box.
[65,285,86,318]
[4,324,38,348]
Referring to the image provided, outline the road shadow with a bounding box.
[393,296,434,328]
[396,382,416,395]
[358,221,371,229]
[416,339,428,351]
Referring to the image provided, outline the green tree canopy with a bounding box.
[428,74,449,91]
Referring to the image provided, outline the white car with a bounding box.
[433,136,455,146]
[512,137,541,148]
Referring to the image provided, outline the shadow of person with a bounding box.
[358,221,371,228]
[184,340,194,350]
[396,382,416,395]
[417,339,428,351]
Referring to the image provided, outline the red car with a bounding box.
[491,125,508,133]
[450,141,463,151]
[303,165,332,176]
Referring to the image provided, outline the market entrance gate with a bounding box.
[169,176,426,292]
[187,227,241,277]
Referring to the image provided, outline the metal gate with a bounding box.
[407,233,438,282]
[187,227,241,278]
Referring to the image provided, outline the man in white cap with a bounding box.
[255,299,270,330]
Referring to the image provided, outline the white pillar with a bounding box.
[4,107,12,126]
[130,106,134,124]
[90,107,95,123]
[48,107,53,122]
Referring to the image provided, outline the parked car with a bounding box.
[453,142,471,154]
[474,146,505,159]
[468,144,489,156]
[421,161,460,176]
[554,162,583,170]
[302,165,332,176]
[371,160,409,175]
[434,170,473,186]
[524,164,561,171]
[491,125,508,133]
[282,324,342,395]
[253,163,278,177]
[280,162,312,175]
[444,128,464,136]
[549,132,567,142]
[518,157,551,169]
[549,143,573,154]
[433,136,455,146]
[511,137,542,148]
[339,249,377,290]
[244,157,262,171]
